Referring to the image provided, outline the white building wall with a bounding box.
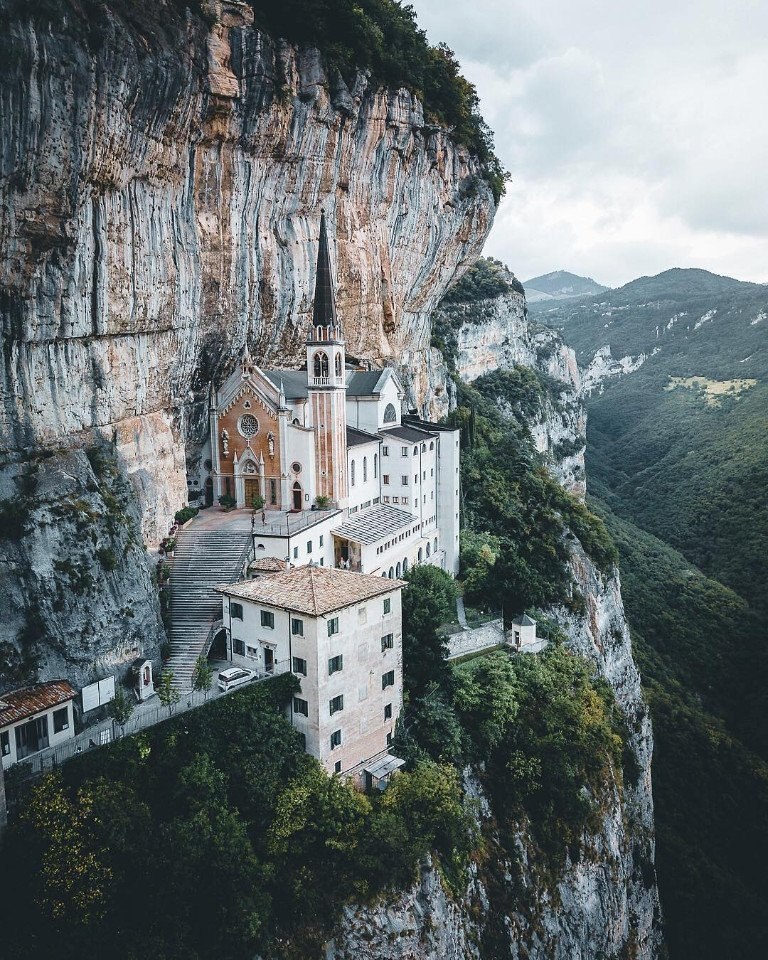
[436,429,461,575]
[347,439,381,513]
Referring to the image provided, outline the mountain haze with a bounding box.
[523,270,608,302]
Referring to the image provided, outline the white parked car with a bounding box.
[217,667,255,693]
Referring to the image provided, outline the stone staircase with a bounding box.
[166,526,251,691]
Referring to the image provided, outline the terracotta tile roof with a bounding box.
[216,564,405,616]
[0,680,77,728]
[248,557,288,573]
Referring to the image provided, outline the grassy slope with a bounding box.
[590,498,768,960]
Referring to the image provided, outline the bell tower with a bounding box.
[307,211,348,506]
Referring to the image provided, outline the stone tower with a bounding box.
[307,212,348,506]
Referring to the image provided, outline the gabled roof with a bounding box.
[346,367,402,397]
[216,564,405,616]
[346,425,381,448]
[0,680,77,728]
[511,614,537,626]
[312,211,338,329]
[263,369,308,400]
[333,503,415,545]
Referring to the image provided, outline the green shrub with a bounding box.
[96,547,118,571]
[0,497,31,541]
[175,506,200,524]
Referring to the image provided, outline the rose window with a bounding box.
[238,414,259,438]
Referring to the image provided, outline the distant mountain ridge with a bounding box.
[523,270,609,302]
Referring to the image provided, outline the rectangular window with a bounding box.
[293,696,309,716]
[423,471,427,480]
[231,602,244,620]
[382,445,389,456]
[291,618,304,636]
[382,670,395,689]
[334,759,342,773]
[261,610,275,629]
[269,478,277,504]
[246,645,258,659]
[293,656,307,676]
[384,703,393,720]
[381,633,394,652]
[319,535,324,547]
[233,638,245,656]
[293,546,299,559]
[401,475,408,485]
[392,496,399,504]
[14,715,49,759]
[383,474,390,485]
[383,495,390,503]
[306,540,312,554]
[383,598,391,615]
[327,617,339,637]
[328,654,343,675]
[52,706,69,734]
[401,446,408,457]
[402,497,409,505]
[414,474,418,484]
[298,732,307,749]
[329,694,344,715]
[330,729,342,750]
[1,730,9,756]
[358,606,367,624]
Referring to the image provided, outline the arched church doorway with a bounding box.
[292,482,303,511]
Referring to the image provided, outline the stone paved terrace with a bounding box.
[190,505,342,538]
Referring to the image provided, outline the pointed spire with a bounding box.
[312,210,338,329]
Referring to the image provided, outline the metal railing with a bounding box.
[251,508,341,537]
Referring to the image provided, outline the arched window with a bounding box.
[426,542,431,557]
[434,537,438,551]
[403,557,409,573]
[350,460,356,486]
[363,457,367,482]
[335,353,342,378]
[313,351,329,378]
[413,446,418,455]
[429,441,434,451]
[417,548,423,563]
[388,566,395,579]
[383,403,397,423]
[421,443,427,452]
[396,562,401,577]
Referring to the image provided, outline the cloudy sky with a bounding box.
[410,0,768,287]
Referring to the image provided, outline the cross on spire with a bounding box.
[312,210,338,329]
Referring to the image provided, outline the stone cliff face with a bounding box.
[0,0,494,688]
[429,285,586,495]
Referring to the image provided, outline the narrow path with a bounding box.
[456,595,468,628]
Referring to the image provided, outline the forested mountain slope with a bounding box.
[531,268,768,619]
[590,497,768,960]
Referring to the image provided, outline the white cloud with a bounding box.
[410,0,768,285]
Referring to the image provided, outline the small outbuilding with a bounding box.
[0,680,77,769]
[508,614,537,650]
[131,658,155,701]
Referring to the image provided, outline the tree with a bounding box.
[401,566,458,699]
[156,672,180,716]
[107,688,134,731]
[191,656,214,698]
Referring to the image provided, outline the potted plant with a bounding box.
[218,494,237,511]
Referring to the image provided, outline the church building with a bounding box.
[205,213,461,579]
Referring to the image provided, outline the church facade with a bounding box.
[204,213,461,579]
